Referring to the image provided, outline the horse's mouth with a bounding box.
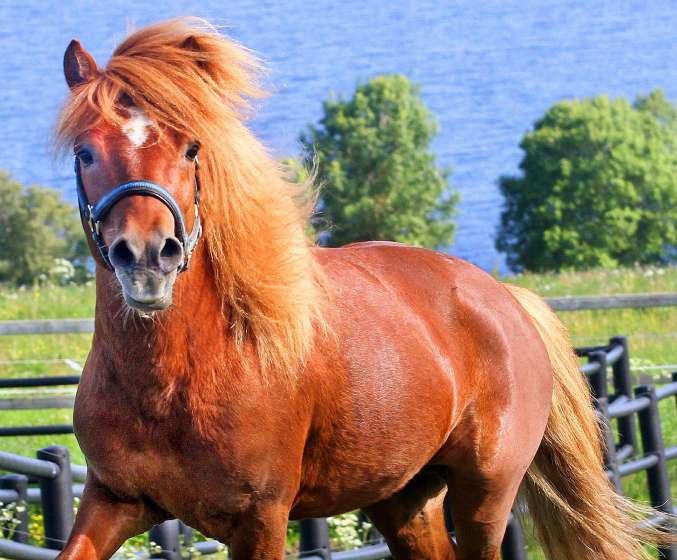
[123,293,172,313]
[116,267,176,314]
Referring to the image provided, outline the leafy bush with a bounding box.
[0,499,26,542]
[301,75,458,248]
[496,90,677,272]
[0,172,89,285]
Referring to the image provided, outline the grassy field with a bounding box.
[510,266,677,376]
[0,284,94,463]
[0,266,675,557]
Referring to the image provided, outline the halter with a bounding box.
[74,156,202,272]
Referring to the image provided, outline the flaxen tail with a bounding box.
[506,284,674,560]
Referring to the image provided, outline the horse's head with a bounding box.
[57,17,325,376]
[63,40,201,313]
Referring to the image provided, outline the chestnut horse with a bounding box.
[56,18,668,560]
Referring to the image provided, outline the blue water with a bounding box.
[0,1,675,272]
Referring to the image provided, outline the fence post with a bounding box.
[501,513,526,560]
[634,385,676,560]
[299,518,331,559]
[150,520,182,560]
[0,474,29,543]
[358,511,384,543]
[596,397,623,494]
[179,521,193,551]
[587,351,608,401]
[609,336,638,455]
[37,446,74,550]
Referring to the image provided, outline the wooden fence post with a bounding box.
[37,446,74,550]
[635,385,676,560]
[610,336,638,455]
[597,397,623,494]
[299,518,331,559]
[150,519,182,560]
[588,350,608,401]
[501,513,527,560]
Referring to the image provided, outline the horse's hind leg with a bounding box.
[363,469,455,560]
[446,470,523,560]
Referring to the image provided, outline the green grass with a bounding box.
[0,283,95,320]
[0,410,83,464]
[505,264,677,296]
[0,266,675,557]
[506,266,677,557]
[0,284,94,461]
[507,265,677,380]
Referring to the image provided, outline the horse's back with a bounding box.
[315,241,547,365]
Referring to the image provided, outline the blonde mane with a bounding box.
[55,17,325,377]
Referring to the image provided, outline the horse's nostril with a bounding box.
[159,237,184,272]
[109,238,137,269]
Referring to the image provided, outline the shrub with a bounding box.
[496,90,677,271]
[0,172,89,285]
[301,75,458,248]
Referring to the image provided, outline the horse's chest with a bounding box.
[80,410,179,483]
[75,390,266,524]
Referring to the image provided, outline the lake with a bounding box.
[0,0,675,272]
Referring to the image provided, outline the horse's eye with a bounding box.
[76,148,94,167]
[185,143,200,161]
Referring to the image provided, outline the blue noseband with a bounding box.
[74,157,202,272]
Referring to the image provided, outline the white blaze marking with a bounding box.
[122,108,154,147]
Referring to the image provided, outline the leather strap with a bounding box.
[75,157,202,272]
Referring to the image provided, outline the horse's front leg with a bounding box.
[58,478,157,560]
[227,501,290,560]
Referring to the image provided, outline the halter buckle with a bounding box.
[87,206,98,236]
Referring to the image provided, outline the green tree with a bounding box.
[496,91,677,271]
[0,172,88,284]
[301,75,458,248]
[634,90,677,133]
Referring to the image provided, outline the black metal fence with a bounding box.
[1,335,676,559]
[0,375,78,437]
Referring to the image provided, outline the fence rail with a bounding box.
[0,375,80,437]
[0,320,94,336]
[0,292,674,338]
[547,292,677,311]
[1,335,676,559]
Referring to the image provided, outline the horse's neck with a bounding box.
[92,248,228,388]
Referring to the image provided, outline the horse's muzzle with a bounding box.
[109,234,183,313]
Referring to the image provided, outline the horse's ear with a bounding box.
[181,35,201,52]
[63,40,98,89]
